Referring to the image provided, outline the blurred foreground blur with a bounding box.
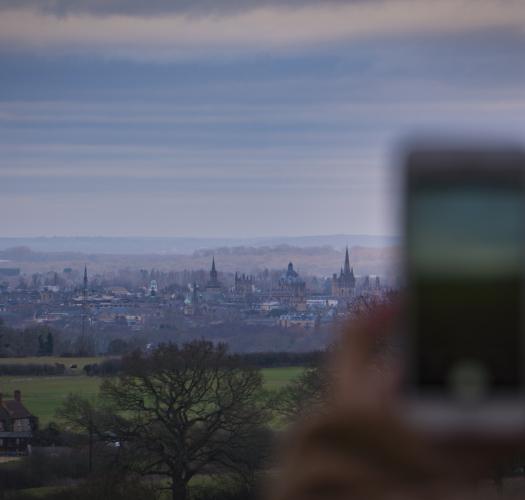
[269,304,525,500]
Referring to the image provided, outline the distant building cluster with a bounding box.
[0,247,395,350]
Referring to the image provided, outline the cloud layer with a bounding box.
[0,0,355,17]
[1,1,525,59]
[1,0,525,237]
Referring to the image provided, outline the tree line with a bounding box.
[0,318,59,357]
[82,350,324,377]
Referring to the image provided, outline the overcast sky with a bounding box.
[2,0,525,238]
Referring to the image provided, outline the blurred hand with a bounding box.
[270,304,523,500]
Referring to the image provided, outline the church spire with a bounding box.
[344,246,351,274]
[210,256,218,283]
[83,265,88,293]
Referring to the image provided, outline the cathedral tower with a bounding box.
[331,247,356,297]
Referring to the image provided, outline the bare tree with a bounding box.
[271,365,330,423]
[97,341,269,500]
[56,393,111,474]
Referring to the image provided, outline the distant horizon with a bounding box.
[0,234,398,256]
[0,232,397,240]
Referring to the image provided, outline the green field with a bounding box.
[261,366,304,390]
[0,367,303,425]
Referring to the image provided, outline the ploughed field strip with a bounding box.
[0,366,304,425]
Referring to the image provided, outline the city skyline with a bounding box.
[2,0,525,237]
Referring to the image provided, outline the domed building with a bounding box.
[274,262,306,310]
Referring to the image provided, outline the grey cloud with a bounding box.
[0,0,366,17]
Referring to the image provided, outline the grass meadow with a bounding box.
[0,364,304,425]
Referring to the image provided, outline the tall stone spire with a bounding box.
[344,246,351,275]
[208,256,219,287]
[210,257,218,280]
[206,257,222,291]
[83,265,88,292]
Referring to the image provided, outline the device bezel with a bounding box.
[402,147,525,428]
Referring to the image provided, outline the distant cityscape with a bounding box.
[0,246,397,354]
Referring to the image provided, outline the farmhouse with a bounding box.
[0,390,37,454]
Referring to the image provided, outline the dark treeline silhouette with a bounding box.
[83,358,122,376]
[82,349,325,377]
[0,318,61,357]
